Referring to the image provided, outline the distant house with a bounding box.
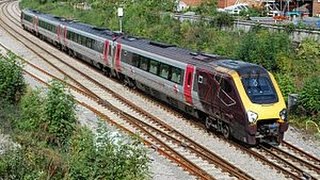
[176,0,203,12]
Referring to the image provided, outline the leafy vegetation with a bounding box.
[236,29,291,71]
[45,80,77,148]
[299,76,320,117]
[0,53,150,179]
[0,52,25,104]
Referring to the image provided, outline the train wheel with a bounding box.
[205,117,212,130]
[222,124,231,139]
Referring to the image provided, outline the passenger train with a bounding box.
[21,9,289,145]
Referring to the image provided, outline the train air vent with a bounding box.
[31,10,40,13]
[93,27,110,31]
[53,16,62,20]
[200,53,221,59]
[223,61,239,68]
[101,30,114,36]
[192,55,212,62]
[149,41,176,48]
[189,52,199,56]
[125,36,137,41]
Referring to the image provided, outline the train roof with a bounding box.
[23,9,267,75]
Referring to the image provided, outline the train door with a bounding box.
[184,64,195,105]
[102,40,110,66]
[32,16,38,35]
[57,24,67,46]
[113,42,122,72]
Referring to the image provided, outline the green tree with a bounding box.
[212,12,234,29]
[195,0,217,16]
[293,39,320,88]
[236,29,291,71]
[45,80,76,148]
[0,52,25,104]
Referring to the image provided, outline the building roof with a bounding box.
[181,0,203,6]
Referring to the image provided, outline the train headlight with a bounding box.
[279,109,288,121]
[247,111,258,124]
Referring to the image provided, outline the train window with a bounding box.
[81,35,86,46]
[132,54,140,67]
[139,57,149,71]
[242,76,278,104]
[108,44,112,56]
[98,41,104,53]
[67,30,71,39]
[159,64,170,79]
[149,60,159,75]
[77,34,81,44]
[86,38,92,49]
[221,79,232,93]
[24,15,32,22]
[71,32,76,42]
[171,67,182,84]
[215,75,221,84]
[39,20,43,28]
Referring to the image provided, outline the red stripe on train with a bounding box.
[184,64,194,105]
[115,43,122,71]
[103,40,110,65]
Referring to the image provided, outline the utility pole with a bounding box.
[118,7,123,33]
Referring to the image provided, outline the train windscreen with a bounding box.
[241,75,278,104]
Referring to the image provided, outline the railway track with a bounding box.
[0,1,255,179]
[1,1,319,179]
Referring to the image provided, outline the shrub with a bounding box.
[236,29,291,71]
[68,123,150,179]
[299,76,320,116]
[15,88,45,132]
[45,80,76,148]
[0,52,25,104]
[293,39,320,88]
[212,12,234,29]
[275,73,296,103]
[0,143,66,179]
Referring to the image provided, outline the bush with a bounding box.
[15,88,45,132]
[275,73,296,103]
[293,39,320,88]
[0,142,66,179]
[212,12,234,29]
[0,52,25,104]
[236,29,291,71]
[68,124,150,179]
[0,89,151,179]
[45,80,76,148]
[299,76,320,116]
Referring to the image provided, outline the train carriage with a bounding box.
[21,9,289,145]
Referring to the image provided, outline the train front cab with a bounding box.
[232,70,289,146]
